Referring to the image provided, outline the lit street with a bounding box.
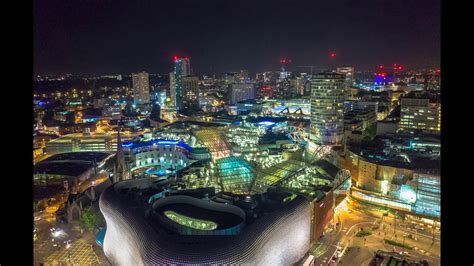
[311,197,440,265]
[34,208,109,265]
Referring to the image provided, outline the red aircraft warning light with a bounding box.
[379,65,384,69]
[173,55,179,61]
[330,52,336,58]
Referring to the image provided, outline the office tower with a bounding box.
[171,57,191,110]
[180,57,191,76]
[400,96,441,134]
[294,75,309,96]
[337,66,354,100]
[310,72,345,145]
[182,76,200,108]
[227,83,256,105]
[132,71,150,105]
[157,90,167,106]
[336,66,354,88]
[279,65,288,81]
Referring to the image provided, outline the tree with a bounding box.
[33,201,44,212]
[79,207,103,231]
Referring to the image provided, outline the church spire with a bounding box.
[114,121,130,182]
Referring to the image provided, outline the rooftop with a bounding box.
[34,161,94,177]
[122,139,193,152]
[35,151,112,177]
[348,134,440,173]
[42,152,111,163]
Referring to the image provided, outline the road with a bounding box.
[310,197,440,265]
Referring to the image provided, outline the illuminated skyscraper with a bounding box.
[182,76,200,108]
[336,66,354,88]
[169,72,176,106]
[171,57,191,110]
[310,72,345,145]
[132,71,150,105]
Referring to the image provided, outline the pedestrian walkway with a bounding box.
[44,239,108,265]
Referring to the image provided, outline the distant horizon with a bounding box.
[33,65,441,78]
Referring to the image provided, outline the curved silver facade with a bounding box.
[100,184,311,265]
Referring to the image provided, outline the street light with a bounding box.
[402,233,407,258]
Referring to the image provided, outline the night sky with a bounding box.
[34,0,440,75]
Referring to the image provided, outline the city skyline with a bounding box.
[33,1,442,265]
[34,0,440,75]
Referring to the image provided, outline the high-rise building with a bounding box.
[279,65,288,81]
[293,75,310,96]
[336,66,354,88]
[337,66,354,99]
[132,72,150,105]
[227,83,256,105]
[180,57,191,76]
[169,72,176,106]
[182,76,200,108]
[170,57,191,110]
[400,96,441,134]
[310,72,345,145]
[156,90,167,107]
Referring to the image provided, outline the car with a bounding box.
[414,225,425,230]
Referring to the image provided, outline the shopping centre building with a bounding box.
[99,178,311,265]
[341,133,440,219]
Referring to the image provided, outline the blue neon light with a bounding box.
[157,140,180,145]
[122,139,193,152]
[122,142,133,147]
